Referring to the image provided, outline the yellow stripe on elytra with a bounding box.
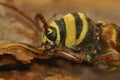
[76,12,88,45]
[63,13,76,48]
[49,21,60,44]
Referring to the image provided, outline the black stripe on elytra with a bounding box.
[55,19,66,46]
[72,13,83,39]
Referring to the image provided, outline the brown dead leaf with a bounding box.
[0,42,40,65]
[0,57,17,65]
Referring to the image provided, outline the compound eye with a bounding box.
[45,27,57,42]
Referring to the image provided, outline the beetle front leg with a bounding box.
[52,49,82,63]
[92,52,120,72]
[38,45,82,63]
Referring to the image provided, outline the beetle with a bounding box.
[0,2,120,72]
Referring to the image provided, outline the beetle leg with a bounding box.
[38,46,82,63]
[53,50,82,63]
[92,52,120,71]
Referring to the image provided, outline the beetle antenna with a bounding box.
[0,2,42,31]
[34,14,49,31]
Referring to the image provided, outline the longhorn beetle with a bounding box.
[0,3,120,72]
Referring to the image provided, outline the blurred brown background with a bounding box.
[0,0,120,80]
[1,0,120,24]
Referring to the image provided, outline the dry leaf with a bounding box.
[0,42,40,65]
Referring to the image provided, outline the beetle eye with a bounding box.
[45,27,57,42]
